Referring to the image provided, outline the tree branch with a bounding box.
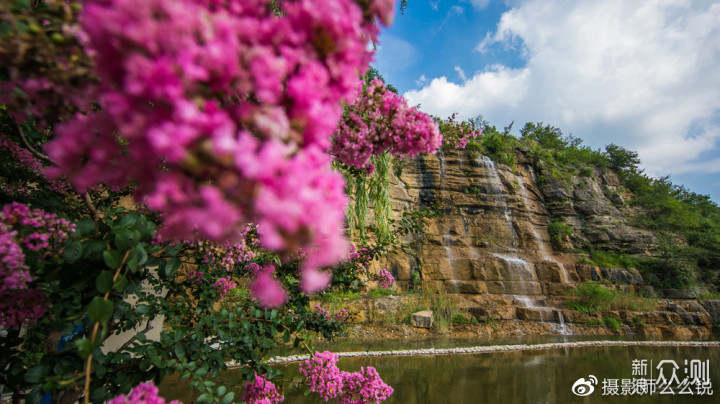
[16,124,55,165]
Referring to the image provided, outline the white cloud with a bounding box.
[405,0,720,178]
[462,0,491,10]
[454,66,467,82]
[374,34,420,76]
[415,74,428,87]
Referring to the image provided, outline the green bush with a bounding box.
[368,287,401,298]
[603,316,622,330]
[588,249,636,268]
[568,282,657,313]
[565,301,598,315]
[548,220,573,246]
[572,282,614,307]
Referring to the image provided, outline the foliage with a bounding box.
[567,282,657,313]
[0,0,412,403]
[587,249,637,269]
[548,220,573,247]
[602,316,622,330]
[437,113,481,150]
[569,282,615,310]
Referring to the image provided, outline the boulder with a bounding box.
[410,310,434,328]
[659,289,697,299]
[700,299,720,323]
[516,307,560,322]
[535,261,564,283]
[575,264,602,282]
[600,267,644,285]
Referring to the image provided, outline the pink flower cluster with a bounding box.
[439,114,482,150]
[331,79,442,170]
[250,265,288,308]
[313,304,331,321]
[335,308,350,323]
[186,269,204,284]
[376,268,394,289]
[45,0,395,296]
[339,366,394,404]
[0,202,74,329]
[299,351,345,401]
[299,351,394,403]
[0,134,69,194]
[107,381,180,404]
[242,373,284,404]
[213,276,237,299]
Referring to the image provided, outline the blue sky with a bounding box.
[374,0,720,202]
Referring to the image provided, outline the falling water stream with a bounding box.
[516,176,571,283]
[478,156,518,247]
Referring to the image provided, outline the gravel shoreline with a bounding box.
[233,340,720,366]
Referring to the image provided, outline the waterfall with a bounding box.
[491,253,536,281]
[438,150,447,178]
[443,234,458,280]
[555,312,573,335]
[514,295,573,335]
[516,175,571,283]
[477,156,518,246]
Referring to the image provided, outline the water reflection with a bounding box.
[160,345,720,403]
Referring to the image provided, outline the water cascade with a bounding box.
[478,156,518,247]
[516,176,571,283]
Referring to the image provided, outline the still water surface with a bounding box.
[160,341,719,403]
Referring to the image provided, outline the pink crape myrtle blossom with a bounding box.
[376,268,394,289]
[243,373,285,404]
[250,267,288,308]
[313,304,331,320]
[331,79,442,170]
[0,134,69,194]
[299,351,344,401]
[107,381,181,404]
[0,202,74,329]
[300,351,394,403]
[213,276,237,299]
[44,0,396,299]
[339,366,394,404]
[335,308,351,323]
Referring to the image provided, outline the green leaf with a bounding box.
[96,271,114,293]
[83,240,107,260]
[174,344,186,359]
[215,386,227,396]
[118,212,139,228]
[164,257,181,277]
[113,274,128,293]
[25,364,48,383]
[75,338,94,358]
[114,228,138,252]
[103,249,123,269]
[165,243,183,257]
[197,393,212,404]
[87,296,114,323]
[62,240,83,263]
[126,244,148,272]
[76,217,96,236]
[220,392,235,404]
[135,304,149,315]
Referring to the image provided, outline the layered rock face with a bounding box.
[382,147,648,296]
[352,148,716,336]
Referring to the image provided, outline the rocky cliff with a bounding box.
[355,147,718,337]
[380,147,653,293]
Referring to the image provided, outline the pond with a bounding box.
[160,340,720,403]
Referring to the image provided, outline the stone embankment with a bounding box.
[251,340,720,365]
